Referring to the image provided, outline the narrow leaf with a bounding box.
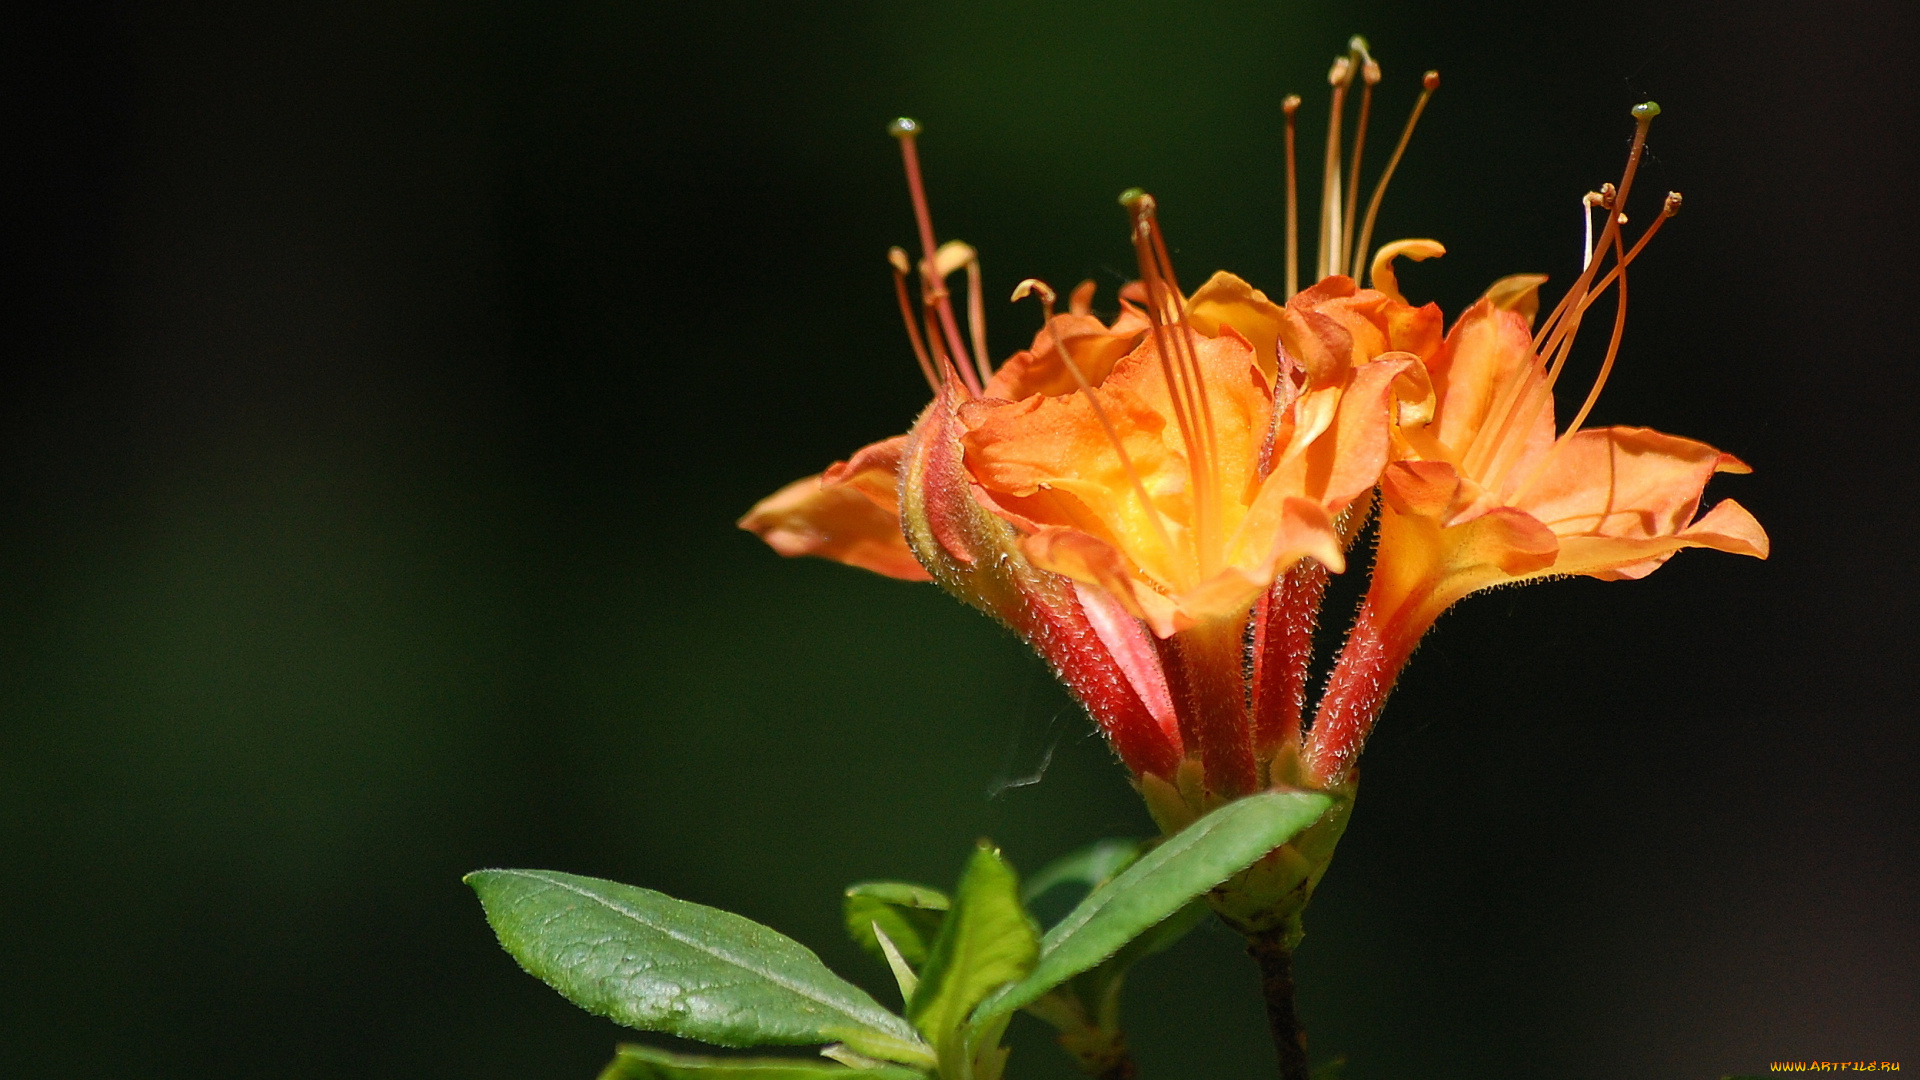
[871,924,918,1002]
[468,869,932,1068]
[596,1043,925,1080]
[844,882,948,968]
[976,790,1333,1018]
[907,844,1039,1075]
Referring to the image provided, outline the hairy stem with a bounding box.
[1245,930,1311,1080]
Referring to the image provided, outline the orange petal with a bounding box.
[1455,506,1562,575]
[1380,459,1464,519]
[1367,239,1445,306]
[1550,497,1769,581]
[1517,426,1753,541]
[1424,294,1555,470]
[985,309,1147,399]
[740,450,930,583]
[1185,271,1287,382]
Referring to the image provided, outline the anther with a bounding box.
[1010,278,1055,306]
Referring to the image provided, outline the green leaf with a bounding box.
[976,790,1333,1019]
[467,869,932,1068]
[844,882,949,968]
[1021,839,1141,910]
[907,844,1039,1079]
[596,1043,925,1080]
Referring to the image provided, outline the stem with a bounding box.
[1246,930,1311,1080]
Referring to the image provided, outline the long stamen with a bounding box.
[889,117,982,395]
[1283,94,1301,298]
[1318,55,1355,280]
[888,247,940,392]
[1533,104,1660,358]
[1560,191,1680,435]
[1351,69,1439,282]
[1538,183,1613,370]
[1341,39,1379,280]
[1144,199,1226,573]
[1013,279,1178,560]
[1124,189,1219,575]
[1468,104,1663,483]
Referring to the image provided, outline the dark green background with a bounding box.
[5,1,1915,1077]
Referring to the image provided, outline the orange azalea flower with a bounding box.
[1301,103,1770,786]
[743,43,1448,805]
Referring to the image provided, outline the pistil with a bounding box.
[890,117,983,396]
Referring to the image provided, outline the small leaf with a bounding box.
[1021,839,1141,909]
[977,791,1333,1019]
[908,844,1039,1078]
[844,882,949,967]
[596,1043,925,1080]
[871,924,918,1002]
[468,869,932,1068]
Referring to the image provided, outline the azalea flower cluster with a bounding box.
[741,56,1767,849]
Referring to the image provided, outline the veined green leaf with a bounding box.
[596,1043,925,1080]
[976,791,1333,1018]
[844,881,949,968]
[907,844,1039,1078]
[467,869,932,1068]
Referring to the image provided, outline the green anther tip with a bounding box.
[1118,187,1146,207]
[887,117,920,138]
[1632,101,1661,120]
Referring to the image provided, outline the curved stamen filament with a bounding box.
[889,247,940,392]
[1351,69,1439,282]
[1468,105,1662,481]
[1532,104,1659,358]
[1013,278,1178,562]
[1559,224,1631,435]
[1560,193,1685,436]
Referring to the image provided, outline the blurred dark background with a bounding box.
[4,1,1914,1077]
